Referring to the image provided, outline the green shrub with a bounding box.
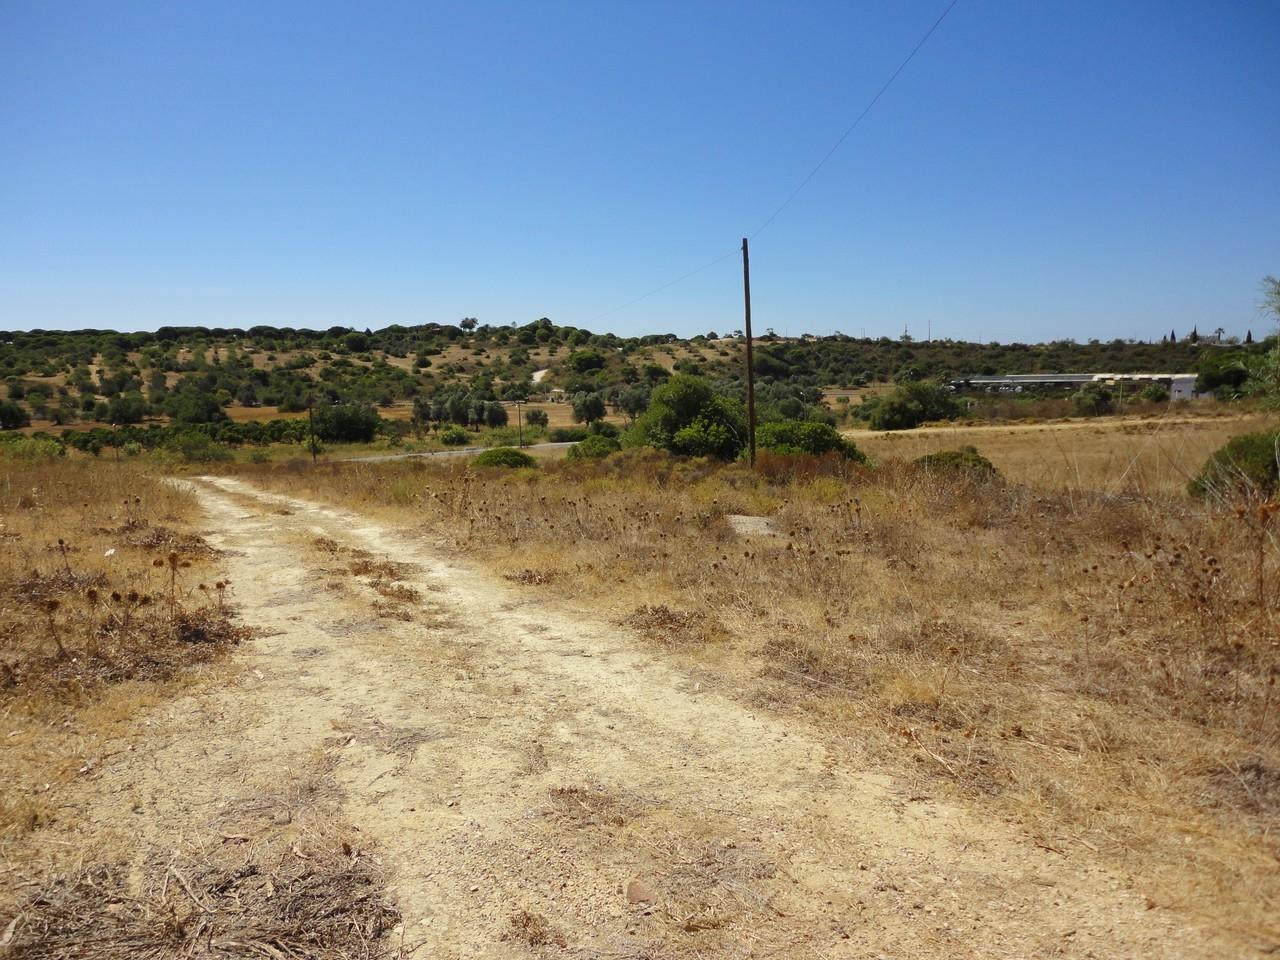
[313,403,380,443]
[629,375,747,461]
[165,431,231,463]
[866,382,961,431]
[525,409,549,428]
[1189,429,1280,499]
[914,445,999,479]
[472,446,536,468]
[438,424,471,446]
[550,426,589,443]
[567,349,606,373]
[1073,384,1114,417]
[756,420,865,461]
[0,399,31,430]
[567,434,621,460]
[121,441,143,458]
[0,435,63,461]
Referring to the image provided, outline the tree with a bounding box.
[615,385,650,423]
[568,350,606,373]
[313,403,380,442]
[107,392,148,425]
[628,374,747,461]
[166,389,225,424]
[0,399,30,429]
[571,392,606,424]
[1073,383,1114,417]
[459,317,478,332]
[1242,276,1280,407]
[525,409,549,428]
[483,401,509,428]
[670,396,748,460]
[866,382,961,431]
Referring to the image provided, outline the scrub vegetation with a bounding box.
[230,426,1280,942]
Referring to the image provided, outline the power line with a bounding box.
[585,247,739,326]
[751,0,960,240]
[583,0,960,326]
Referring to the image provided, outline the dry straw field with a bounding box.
[234,415,1280,946]
[1,412,1277,954]
[0,457,398,957]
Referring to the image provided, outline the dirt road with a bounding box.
[71,475,1239,957]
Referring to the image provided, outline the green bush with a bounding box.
[165,431,231,463]
[107,392,148,424]
[567,434,621,460]
[567,349,606,373]
[866,382,961,431]
[1189,429,1280,499]
[549,426,589,443]
[0,399,31,430]
[629,375,747,461]
[438,425,471,446]
[472,446,536,468]
[524,409,549,428]
[914,445,999,479]
[313,403,380,443]
[756,420,865,461]
[0,435,63,461]
[1072,384,1114,417]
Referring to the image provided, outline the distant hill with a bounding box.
[1,319,1272,433]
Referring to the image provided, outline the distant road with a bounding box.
[340,441,574,464]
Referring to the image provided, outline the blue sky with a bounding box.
[2,0,1278,342]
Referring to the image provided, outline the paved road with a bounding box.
[340,441,575,463]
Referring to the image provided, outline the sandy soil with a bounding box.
[46,475,1250,958]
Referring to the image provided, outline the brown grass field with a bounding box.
[851,412,1274,496]
[2,412,1277,954]
[228,413,1280,948]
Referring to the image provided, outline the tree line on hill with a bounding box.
[2,305,1276,437]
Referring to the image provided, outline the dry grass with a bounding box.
[851,411,1272,496]
[0,458,406,958]
[0,460,251,839]
[7,773,400,959]
[232,418,1280,941]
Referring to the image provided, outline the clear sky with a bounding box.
[2,0,1278,342]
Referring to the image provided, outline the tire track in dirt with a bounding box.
[154,474,1232,958]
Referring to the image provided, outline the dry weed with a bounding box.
[232,433,1280,937]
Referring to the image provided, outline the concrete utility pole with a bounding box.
[741,237,757,467]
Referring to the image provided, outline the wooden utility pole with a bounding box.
[741,237,757,467]
[307,400,317,464]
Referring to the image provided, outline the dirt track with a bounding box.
[71,475,1242,957]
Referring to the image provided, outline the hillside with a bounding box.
[2,320,1271,441]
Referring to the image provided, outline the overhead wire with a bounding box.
[583,0,961,325]
[750,0,960,240]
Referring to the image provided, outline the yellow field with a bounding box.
[849,412,1275,496]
